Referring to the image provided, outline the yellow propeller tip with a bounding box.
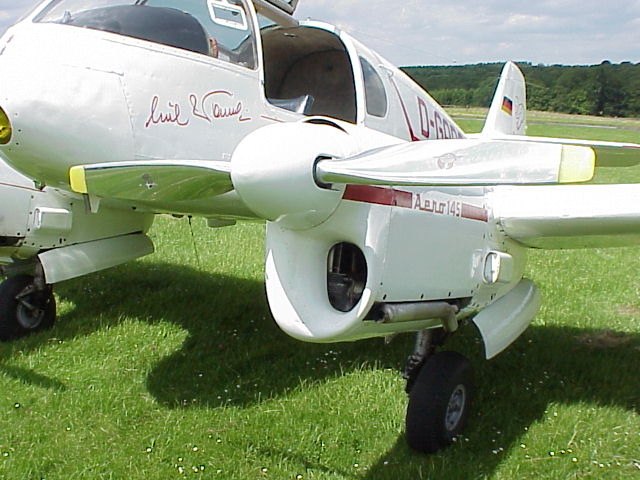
[559,145,595,183]
[69,166,88,194]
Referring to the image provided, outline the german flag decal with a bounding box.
[501,96,513,115]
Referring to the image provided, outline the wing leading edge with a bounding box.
[491,184,640,249]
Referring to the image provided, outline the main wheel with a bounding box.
[0,275,56,341]
[405,350,474,453]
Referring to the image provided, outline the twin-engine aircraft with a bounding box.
[1,0,639,453]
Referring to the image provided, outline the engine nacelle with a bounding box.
[264,184,527,343]
[264,197,399,343]
[233,121,528,344]
[231,122,354,230]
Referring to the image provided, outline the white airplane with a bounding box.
[0,0,639,453]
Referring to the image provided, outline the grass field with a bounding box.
[1,114,639,479]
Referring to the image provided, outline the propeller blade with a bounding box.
[316,139,595,187]
[69,160,233,203]
[481,134,640,167]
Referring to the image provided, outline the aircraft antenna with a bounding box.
[187,216,202,270]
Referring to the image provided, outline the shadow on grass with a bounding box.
[0,364,67,391]
[3,260,639,479]
[3,261,411,405]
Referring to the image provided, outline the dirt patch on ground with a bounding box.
[618,305,640,316]
[576,330,634,349]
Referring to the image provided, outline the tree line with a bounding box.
[402,62,640,117]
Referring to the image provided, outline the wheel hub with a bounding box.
[15,286,48,330]
[444,384,466,432]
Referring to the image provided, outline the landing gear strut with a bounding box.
[404,329,474,453]
[0,270,56,341]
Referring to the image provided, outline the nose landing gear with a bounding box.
[0,273,56,341]
[404,330,475,453]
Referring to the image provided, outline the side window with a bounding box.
[360,57,388,118]
[202,0,257,68]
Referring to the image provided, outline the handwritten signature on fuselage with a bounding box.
[145,90,251,128]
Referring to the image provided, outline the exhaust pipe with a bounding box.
[373,301,459,332]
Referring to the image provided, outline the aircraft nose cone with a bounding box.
[0,59,134,189]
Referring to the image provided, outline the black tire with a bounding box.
[405,350,474,453]
[0,275,56,341]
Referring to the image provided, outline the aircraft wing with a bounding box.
[491,184,640,249]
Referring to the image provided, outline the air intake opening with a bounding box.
[327,242,367,312]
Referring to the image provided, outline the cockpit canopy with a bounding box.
[261,0,298,14]
[35,0,258,68]
[33,0,359,124]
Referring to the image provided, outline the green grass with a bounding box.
[1,114,639,479]
[449,107,640,129]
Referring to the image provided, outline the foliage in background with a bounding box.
[402,61,640,117]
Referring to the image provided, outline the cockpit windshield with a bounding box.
[34,0,257,69]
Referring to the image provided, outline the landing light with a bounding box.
[483,251,514,284]
[0,107,12,144]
